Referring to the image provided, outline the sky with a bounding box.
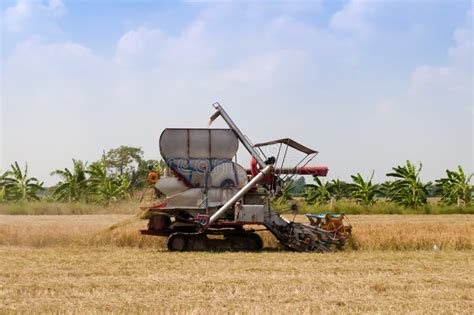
[0,0,473,186]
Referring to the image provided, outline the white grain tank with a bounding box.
[156,129,248,212]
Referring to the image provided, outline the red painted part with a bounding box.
[250,158,273,183]
[278,166,329,176]
[250,157,259,177]
[211,221,265,227]
[141,202,168,211]
[170,167,193,188]
[250,157,329,180]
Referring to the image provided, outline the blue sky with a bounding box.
[1,0,472,185]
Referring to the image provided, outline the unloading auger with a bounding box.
[141,103,351,252]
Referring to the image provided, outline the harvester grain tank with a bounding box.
[141,103,351,251]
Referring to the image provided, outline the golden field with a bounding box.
[0,214,473,313]
[0,214,472,250]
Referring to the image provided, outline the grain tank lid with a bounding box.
[253,138,318,155]
[159,128,239,159]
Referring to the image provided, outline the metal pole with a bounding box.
[210,103,266,168]
[205,165,273,228]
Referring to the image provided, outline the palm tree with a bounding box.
[3,162,43,201]
[348,172,379,205]
[50,159,88,202]
[436,166,473,206]
[303,177,332,205]
[386,161,429,208]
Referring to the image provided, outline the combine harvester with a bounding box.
[141,103,351,252]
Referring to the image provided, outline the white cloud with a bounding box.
[2,8,357,183]
[2,1,472,183]
[115,20,213,69]
[4,0,33,32]
[39,0,65,17]
[409,6,472,108]
[115,27,164,64]
[330,0,377,36]
[3,0,65,32]
[220,49,307,84]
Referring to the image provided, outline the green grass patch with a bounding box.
[0,201,140,215]
[272,199,474,215]
[1,199,473,215]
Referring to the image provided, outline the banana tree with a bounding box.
[0,171,8,202]
[134,159,168,188]
[379,181,393,198]
[275,180,296,204]
[435,166,473,206]
[50,159,88,202]
[386,161,429,208]
[348,172,379,205]
[303,177,332,205]
[86,161,130,205]
[328,179,349,200]
[3,162,43,201]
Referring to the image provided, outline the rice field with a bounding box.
[0,214,472,251]
[1,214,473,313]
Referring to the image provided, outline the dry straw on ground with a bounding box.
[1,248,472,314]
[0,214,472,250]
[1,214,473,314]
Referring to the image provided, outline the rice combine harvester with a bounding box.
[141,103,351,252]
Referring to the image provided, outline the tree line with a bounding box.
[287,161,472,208]
[0,146,165,205]
[0,146,472,208]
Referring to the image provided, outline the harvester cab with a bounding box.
[141,103,351,252]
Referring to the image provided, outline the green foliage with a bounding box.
[386,161,430,208]
[0,171,8,202]
[291,177,306,195]
[328,179,349,200]
[273,177,306,204]
[378,181,392,198]
[303,177,332,205]
[0,162,44,202]
[50,159,88,202]
[104,146,143,175]
[0,201,139,215]
[2,149,472,213]
[436,166,473,206]
[104,146,144,188]
[275,180,296,204]
[86,161,131,205]
[348,172,380,205]
[135,159,167,188]
[0,186,6,202]
[272,198,474,215]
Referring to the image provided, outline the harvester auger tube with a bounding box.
[141,103,352,252]
[201,164,273,231]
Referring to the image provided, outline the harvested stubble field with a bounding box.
[1,214,473,313]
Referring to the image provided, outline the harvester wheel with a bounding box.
[167,233,187,251]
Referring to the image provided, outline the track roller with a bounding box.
[166,232,263,252]
[167,233,187,251]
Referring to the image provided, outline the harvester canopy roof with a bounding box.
[253,138,318,155]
